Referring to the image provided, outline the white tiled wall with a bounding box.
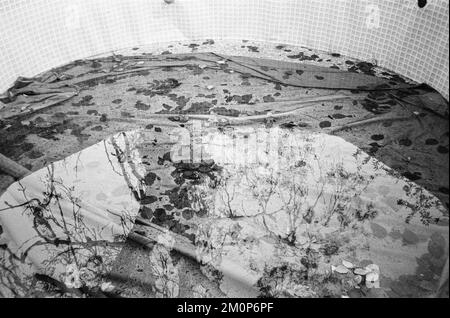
[0,0,448,100]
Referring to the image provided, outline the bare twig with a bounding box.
[329,115,413,134]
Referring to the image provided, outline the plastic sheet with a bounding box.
[0,52,448,298]
[0,53,415,120]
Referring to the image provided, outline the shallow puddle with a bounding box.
[0,121,447,297]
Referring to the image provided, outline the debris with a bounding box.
[342,260,354,269]
[280,121,297,129]
[319,120,331,128]
[206,85,214,90]
[353,275,363,285]
[365,264,380,273]
[365,272,380,288]
[168,115,189,123]
[402,229,420,245]
[370,222,388,239]
[320,242,339,256]
[332,264,350,274]
[362,264,381,289]
[100,282,115,292]
[347,288,363,298]
[0,153,31,179]
[330,116,413,135]
[64,264,82,289]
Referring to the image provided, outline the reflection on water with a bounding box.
[0,121,448,297]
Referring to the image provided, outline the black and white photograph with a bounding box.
[0,0,448,304]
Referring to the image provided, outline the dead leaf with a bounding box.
[342,260,354,268]
[365,264,380,273]
[334,265,350,274]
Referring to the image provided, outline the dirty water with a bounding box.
[0,124,448,298]
[0,40,448,298]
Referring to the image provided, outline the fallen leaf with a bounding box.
[101,282,115,292]
[366,280,380,289]
[334,265,349,274]
[365,272,380,289]
[342,260,354,269]
[365,264,380,273]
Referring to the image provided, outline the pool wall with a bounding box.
[0,0,448,100]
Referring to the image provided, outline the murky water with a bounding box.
[0,120,447,297]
